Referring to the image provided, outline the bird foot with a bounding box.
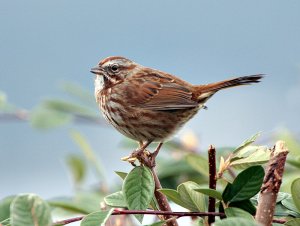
[123,142,162,168]
[121,149,156,168]
[137,150,157,168]
[121,148,151,166]
[121,155,137,162]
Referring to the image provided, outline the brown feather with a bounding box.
[195,74,264,94]
[123,72,199,110]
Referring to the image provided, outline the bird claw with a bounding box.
[121,149,155,167]
[121,155,137,163]
[144,149,151,156]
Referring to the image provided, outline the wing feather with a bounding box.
[123,73,198,110]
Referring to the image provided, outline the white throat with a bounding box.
[94,75,105,101]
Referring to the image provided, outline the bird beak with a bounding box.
[90,65,103,75]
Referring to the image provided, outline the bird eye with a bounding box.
[110,64,119,72]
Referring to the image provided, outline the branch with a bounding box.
[208,145,216,225]
[52,210,287,225]
[52,211,225,225]
[255,141,289,226]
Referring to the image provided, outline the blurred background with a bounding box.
[0,0,300,202]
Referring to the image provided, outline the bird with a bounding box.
[90,56,263,165]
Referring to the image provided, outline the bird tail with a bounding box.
[195,74,264,101]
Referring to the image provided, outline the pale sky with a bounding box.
[1,0,300,199]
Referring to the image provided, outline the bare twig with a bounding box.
[52,210,287,225]
[52,211,225,225]
[255,141,289,226]
[53,216,84,225]
[208,145,216,225]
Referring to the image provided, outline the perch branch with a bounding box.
[255,140,289,226]
[52,210,287,225]
[208,145,216,225]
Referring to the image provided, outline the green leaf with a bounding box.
[185,154,209,176]
[158,159,198,180]
[122,166,155,223]
[291,178,300,212]
[115,171,158,211]
[66,154,86,185]
[178,181,206,212]
[49,191,105,214]
[43,99,97,117]
[10,194,52,226]
[80,209,114,226]
[158,189,188,209]
[230,146,270,169]
[282,197,300,213]
[114,171,128,180]
[276,192,291,203]
[116,171,156,210]
[30,108,72,129]
[194,188,222,200]
[104,191,127,208]
[224,207,253,220]
[160,183,207,212]
[233,132,261,154]
[222,166,264,203]
[0,218,10,226]
[217,218,258,226]
[0,196,15,221]
[229,199,256,215]
[284,219,300,226]
[48,199,89,214]
[214,217,257,226]
[287,157,300,169]
[274,203,300,217]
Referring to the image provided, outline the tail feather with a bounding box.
[197,74,263,93]
[195,74,264,102]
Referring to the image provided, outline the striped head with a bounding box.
[91,56,139,91]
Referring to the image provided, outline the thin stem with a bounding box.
[208,145,216,225]
[52,210,287,225]
[53,216,84,225]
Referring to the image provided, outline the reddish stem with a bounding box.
[208,145,217,225]
[52,210,287,225]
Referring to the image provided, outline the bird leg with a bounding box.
[148,142,163,167]
[121,141,163,168]
[135,142,164,168]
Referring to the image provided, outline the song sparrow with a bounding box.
[91,56,263,164]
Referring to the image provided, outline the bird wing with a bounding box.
[123,72,199,110]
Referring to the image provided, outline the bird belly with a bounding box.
[100,92,199,142]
